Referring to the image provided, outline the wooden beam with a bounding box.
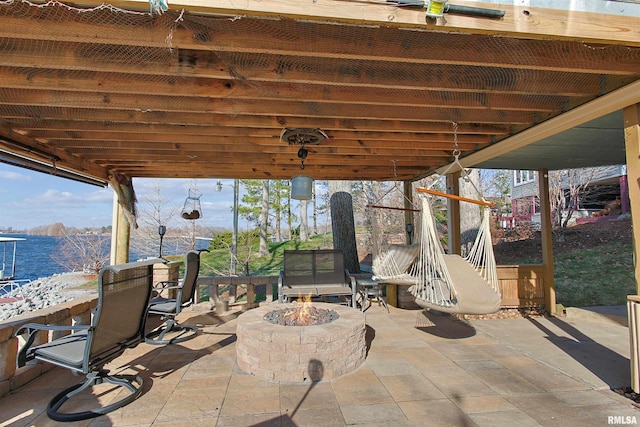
[538,168,556,315]
[10,119,508,136]
[438,79,640,173]
[0,125,108,180]
[51,147,468,162]
[0,68,575,111]
[96,162,430,180]
[80,152,441,166]
[2,39,632,102]
[4,11,639,73]
[110,192,130,265]
[0,96,538,125]
[624,103,640,293]
[64,0,640,46]
[23,130,492,146]
[403,181,415,244]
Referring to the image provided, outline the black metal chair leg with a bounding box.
[47,370,143,422]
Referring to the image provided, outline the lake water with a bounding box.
[0,234,210,282]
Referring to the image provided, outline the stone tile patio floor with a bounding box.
[0,303,637,426]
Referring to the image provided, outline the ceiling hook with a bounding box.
[298,145,308,170]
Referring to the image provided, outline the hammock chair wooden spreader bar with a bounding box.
[366,204,420,212]
[416,187,495,208]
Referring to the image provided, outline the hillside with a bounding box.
[199,218,634,308]
[493,218,634,307]
[493,218,632,265]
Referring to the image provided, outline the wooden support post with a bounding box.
[624,104,640,293]
[538,168,556,315]
[403,181,414,245]
[446,172,462,256]
[109,191,130,265]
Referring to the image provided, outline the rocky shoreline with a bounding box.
[0,272,96,322]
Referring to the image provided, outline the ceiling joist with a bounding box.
[0,0,639,181]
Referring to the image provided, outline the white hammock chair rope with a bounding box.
[409,193,500,314]
[413,194,458,307]
[372,243,420,286]
[372,125,501,314]
[368,161,422,284]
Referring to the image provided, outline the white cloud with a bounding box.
[83,188,114,203]
[0,169,31,181]
[26,189,83,207]
[0,172,299,231]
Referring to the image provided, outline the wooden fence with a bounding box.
[389,264,546,309]
[497,264,546,307]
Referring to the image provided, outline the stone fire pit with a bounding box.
[236,302,366,382]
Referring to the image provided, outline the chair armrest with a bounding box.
[154,284,182,291]
[154,279,179,289]
[344,270,357,288]
[278,271,284,303]
[349,272,374,280]
[345,270,358,309]
[153,280,182,298]
[15,323,91,368]
[15,323,91,336]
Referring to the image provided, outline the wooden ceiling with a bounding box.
[1,0,639,185]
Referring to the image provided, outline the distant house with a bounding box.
[509,165,629,227]
[511,170,539,225]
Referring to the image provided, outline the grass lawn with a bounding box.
[166,224,638,308]
[553,240,635,307]
[198,234,334,277]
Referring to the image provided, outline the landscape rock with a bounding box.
[0,272,95,321]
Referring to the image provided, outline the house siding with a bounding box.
[509,166,627,225]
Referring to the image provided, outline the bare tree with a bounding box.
[479,169,511,214]
[272,180,286,242]
[299,199,309,241]
[130,180,182,259]
[52,228,110,276]
[312,183,318,236]
[549,168,596,230]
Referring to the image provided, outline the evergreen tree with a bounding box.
[238,179,263,226]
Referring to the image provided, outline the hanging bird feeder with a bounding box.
[181,186,203,220]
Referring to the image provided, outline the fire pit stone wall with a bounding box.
[236,302,366,382]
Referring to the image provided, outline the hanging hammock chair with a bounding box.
[409,190,501,314]
[371,154,501,315]
[367,176,422,285]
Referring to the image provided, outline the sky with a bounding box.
[0,163,242,231]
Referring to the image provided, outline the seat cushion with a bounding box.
[314,285,353,296]
[281,286,318,297]
[148,296,178,314]
[32,332,88,368]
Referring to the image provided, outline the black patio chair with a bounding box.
[145,249,208,345]
[15,258,161,422]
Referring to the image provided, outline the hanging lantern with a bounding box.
[291,175,313,200]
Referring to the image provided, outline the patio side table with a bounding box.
[357,278,389,313]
